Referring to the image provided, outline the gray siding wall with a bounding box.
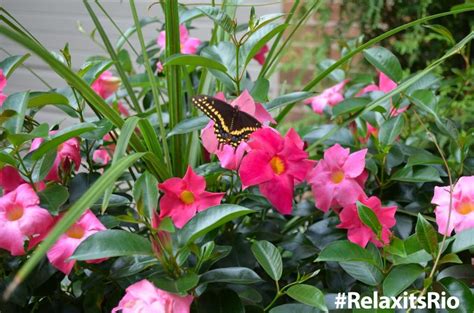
[1,0,281,123]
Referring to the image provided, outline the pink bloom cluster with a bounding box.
[158,25,201,55]
[308,144,396,247]
[0,69,7,106]
[113,279,193,313]
[432,176,474,235]
[305,80,347,114]
[254,44,269,65]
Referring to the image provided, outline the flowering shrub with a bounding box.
[0,1,473,312]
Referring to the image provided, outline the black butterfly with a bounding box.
[192,95,262,149]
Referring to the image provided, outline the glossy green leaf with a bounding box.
[199,267,262,285]
[241,23,288,66]
[316,240,376,264]
[383,264,424,296]
[178,204,254,245]
[265,92,313,111]
[439,277,474,313]
[71,229,153,260]
[286,284,327,311]
[28,92,69,108]
[168,115,208,137]
[363,47,403,82]
[196,6,236,34]
[38,184,69,214]
[451,228,474,253]
[251,240,282,281]
[153,272,199,294]
[29,150,57,183]
[164,54,227,72]
[2,91,29,134]
[197,289,245,313]
[332,98,369,116]
[390,166,442,183]
[416,214,439,256]
[270,304,322,313]
[133,171,159,220]
[340,261,384,286]
[31,123,97,160]
[379,115,404,147]
[0,54,30,77]
[357,201,382,238]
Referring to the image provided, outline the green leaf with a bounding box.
[153,272,199,293]
[101,116,140,213]
[196,289,245,313]
[196,6,236,34]
[12,153,146,284]
[383,264,424,296]
[79,59,113,85]
[38,184,69,214]
[0,151,17,167]
[31,123,96,160]
[384,236,407,257]
[0,54,30,77]
[133,171,159,220]
[332,98,370,116]
[316,240,376,264]
[241,23,288,66]
[339,261,384,286]
[439,253,463,265]
[451,228,474,253]
[416,214,439,256]
[250,77,270,103]
[363,47,403,82]
[378,115,404,147]
[406,150,443,167]
[439,277,474,313]
[356,201,382,238]
[286,284,327,312]
[71,230,153,260]
[2,91,29,134]
[424,24,456,45]
[270,304,322,313]
[178,204,254,245]
[390,166,442,183]
[164,54,227,72]
[29,149,57,183]
[168,115,208,137]
[251,240,283,281]
[265,92,313,111]
[199,267,262,285]
[28,92,69,108]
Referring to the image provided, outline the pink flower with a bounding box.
[0,69,7,107]
[158,25,201,55]
[432,176,474,235]
[92,148,111,165]
[308,144,368,212]
[158,166,225,228]
[31,133,81,182]
[117,101,130,116]
[0,166,26,195]
[47,209,107,275]
[239,128,314,214]
[0,184,53,256]
[338,195,397,247]
[113,279,193,313]
[357,71,406,116]
[254,44,269,65]
[91,70,121,99]
[201,90,275,170]
[156,61,164,73]
[304,80,347,114]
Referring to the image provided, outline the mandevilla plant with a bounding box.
[0,1,473,312]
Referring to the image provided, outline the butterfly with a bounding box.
[192,95,262,149]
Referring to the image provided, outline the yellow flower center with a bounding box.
[66,224,85,239]
[7,205,24,221]
[457,201,474,215]
[270,156,285,175]
[180,190,195,205]
[331,170,345,184]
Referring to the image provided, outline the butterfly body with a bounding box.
[192,95,262,149]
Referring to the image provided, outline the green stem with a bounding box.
[129,0,173,173]
[163,0,185,176]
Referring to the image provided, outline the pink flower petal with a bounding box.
[239,150,273,188]
[342,148,367,178]
[260,175,294,215]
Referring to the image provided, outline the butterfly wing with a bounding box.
[192,95,262,148]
